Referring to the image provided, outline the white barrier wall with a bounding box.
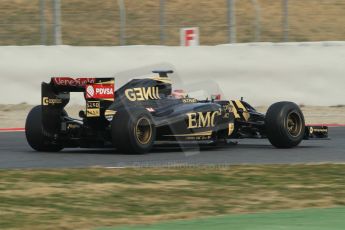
[0,42,344,106]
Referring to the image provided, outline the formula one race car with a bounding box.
[25,70,328,154]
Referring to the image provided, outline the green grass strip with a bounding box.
[103,207,345,230]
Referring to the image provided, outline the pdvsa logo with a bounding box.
[186,110,221,129]
[85,84,114,99]
[125,87,160,101]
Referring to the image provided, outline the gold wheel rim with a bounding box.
[135,117,152,145]
[286,112,302,137]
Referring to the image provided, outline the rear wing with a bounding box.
[41,77,114,134]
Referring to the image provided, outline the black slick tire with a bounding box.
[25,105,63,152]
[112,108,156,154]
[265,101,305,148]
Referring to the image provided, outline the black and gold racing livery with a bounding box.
[25,70,328,154]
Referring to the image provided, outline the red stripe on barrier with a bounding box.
[0,128,25,132]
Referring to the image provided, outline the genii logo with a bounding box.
[85,84,114,99]
[125,87,160,101]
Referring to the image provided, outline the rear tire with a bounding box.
[265,102,305,148]
[112,108,156,154]
[25,105,63,152]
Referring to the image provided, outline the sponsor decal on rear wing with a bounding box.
[52,77,96,87]
[41,77,115,129]
[49,77,114,94]
[85,84,114,99]
[42,77,115,105]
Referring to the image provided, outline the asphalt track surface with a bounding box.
[0,128,344,169]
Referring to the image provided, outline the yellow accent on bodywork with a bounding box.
[86,109,100,117]
[229,101,240,119]
[150,75,172,84]
[105,110,116,116]
[228,123,235,136]
[234,100,250,121]
[94,80,115,85]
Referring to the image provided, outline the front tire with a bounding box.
[25,105,63,152]
[112,108,156,154]
[265,102,305,148]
